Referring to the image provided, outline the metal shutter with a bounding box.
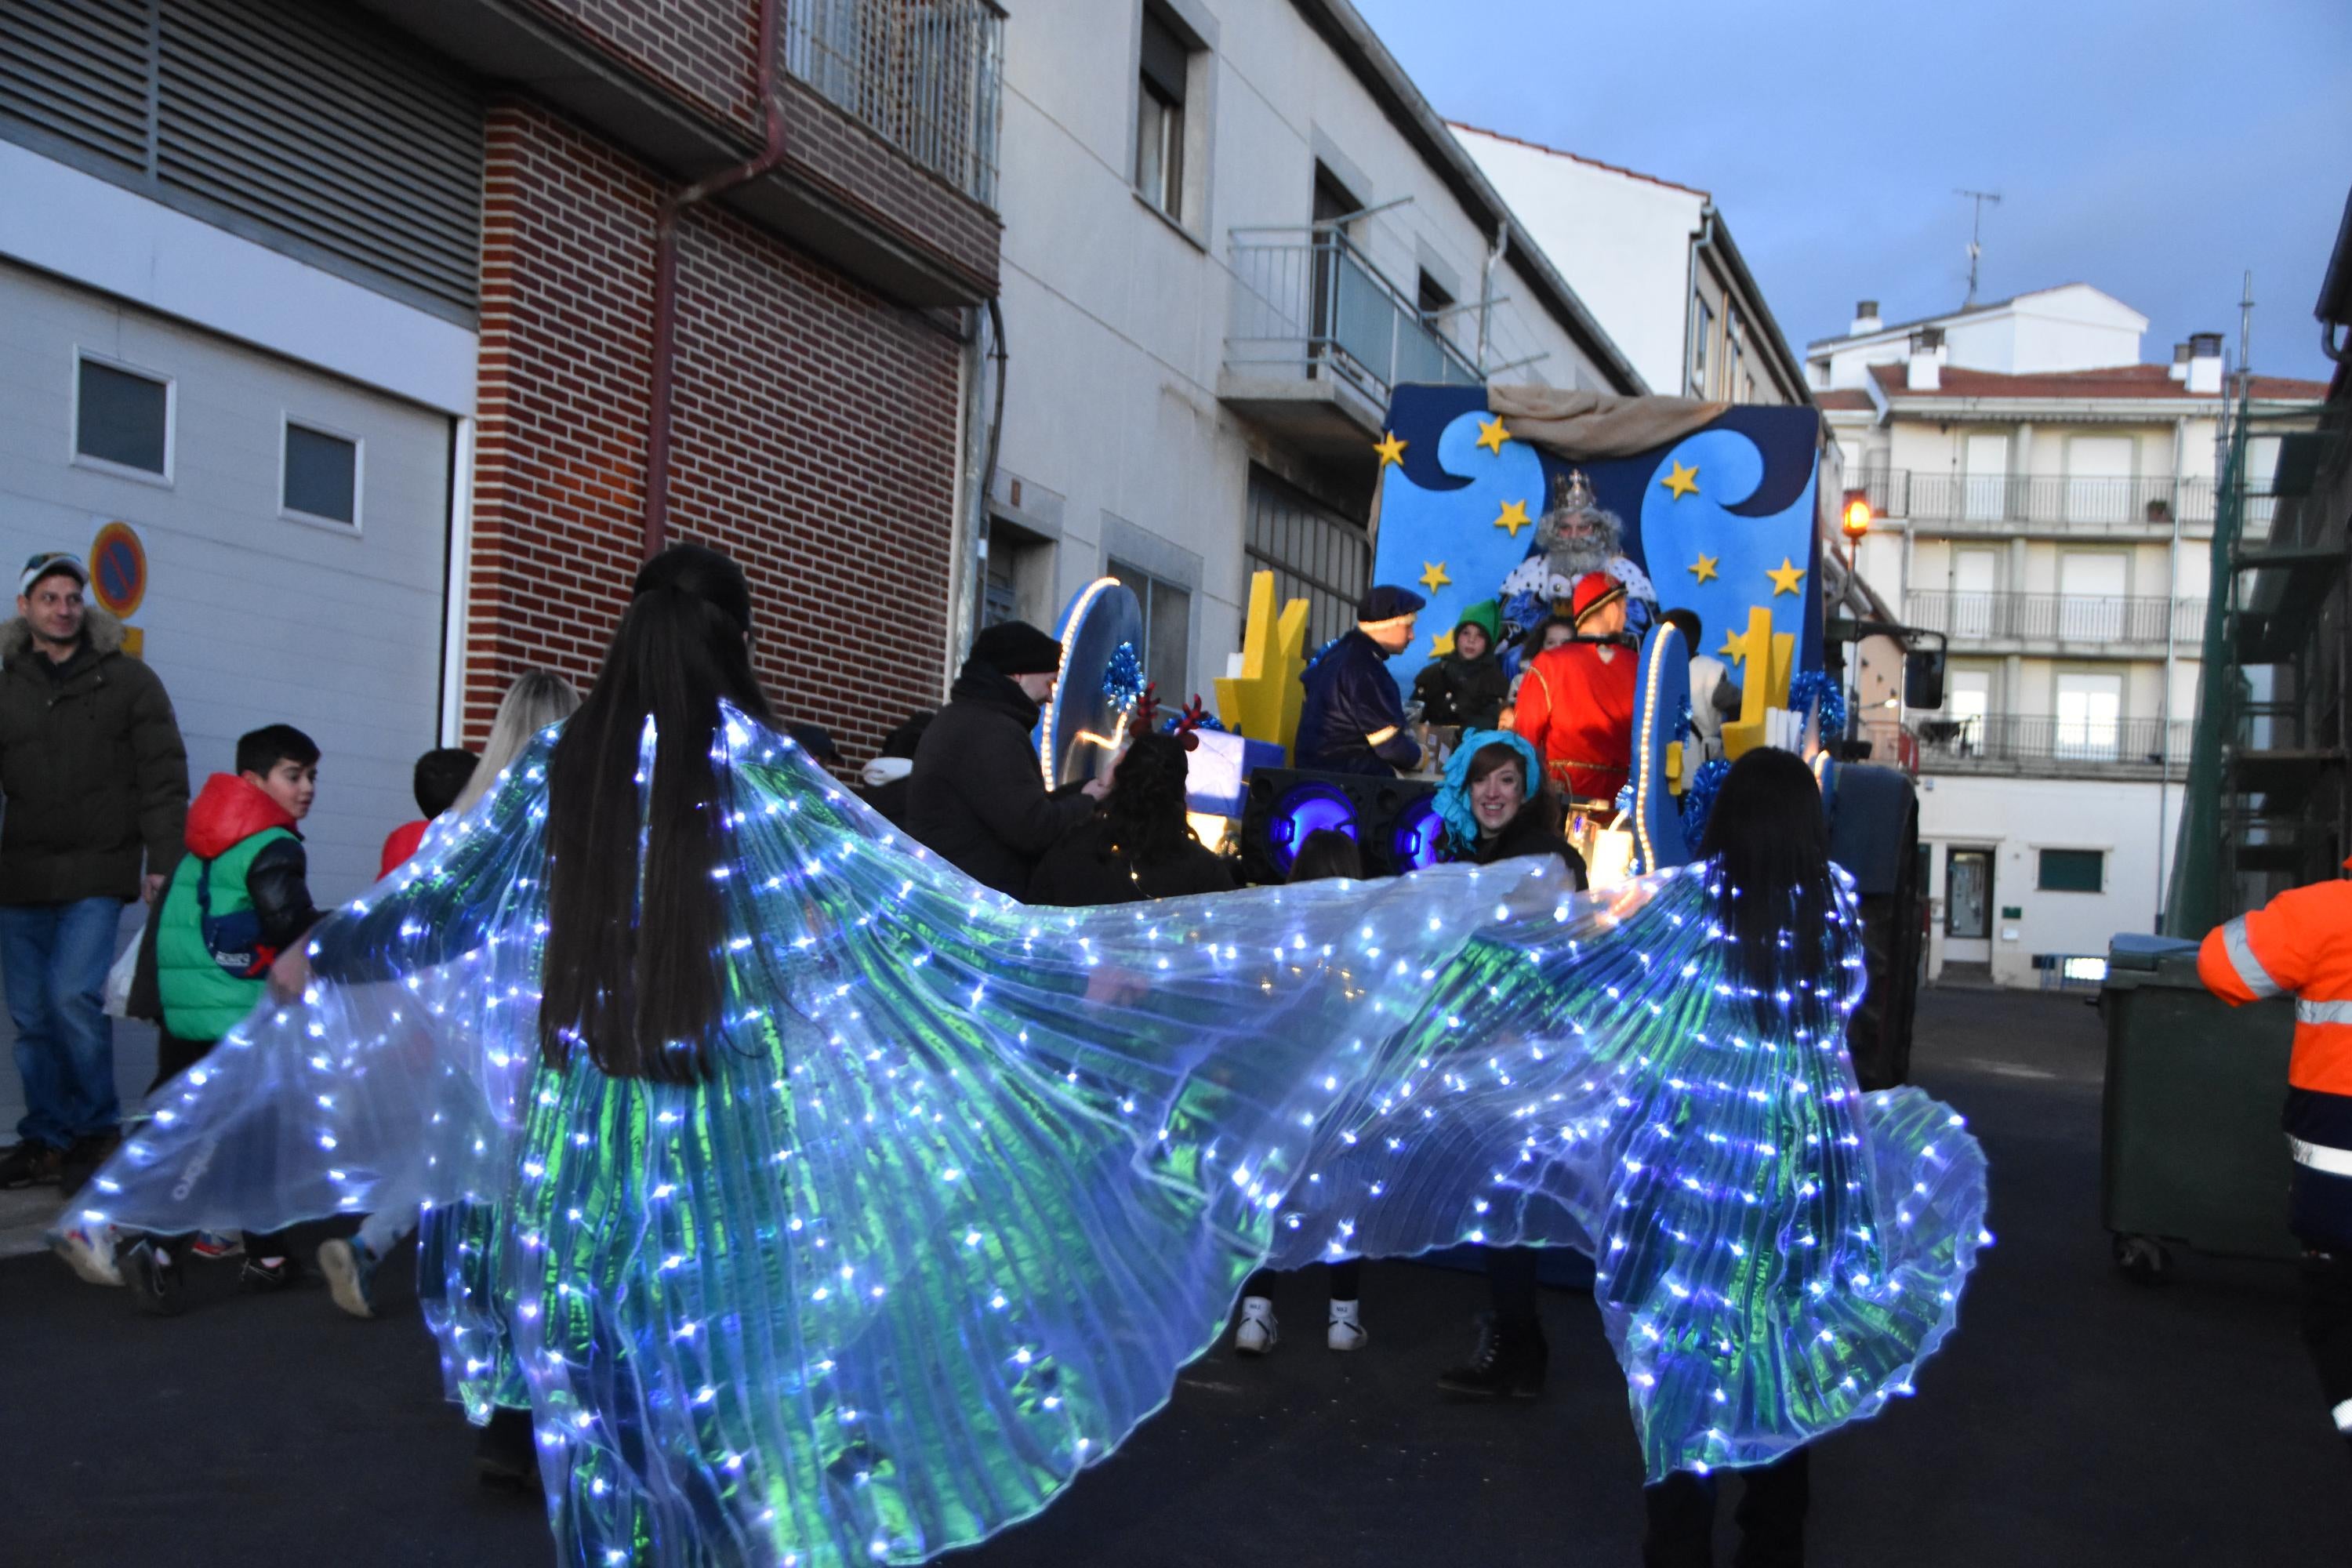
[0,0,481,321]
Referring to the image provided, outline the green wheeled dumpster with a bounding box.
[2100,932,2301,1282]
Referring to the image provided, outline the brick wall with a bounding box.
[524,0,1000,296]
[465,100,964,762]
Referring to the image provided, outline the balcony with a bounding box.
[1855,469,2216,536]
[1221,227,1483,460]
[785,0,1005,207]
[1915,713,2193,778]
[1904,590,2206,652]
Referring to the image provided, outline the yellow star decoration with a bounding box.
[1374,431,1407,467]
[1431,630,1456,657]
[1494,499,1532,538]
[1662,460,1700,500]
[1719,631,1747,666]
[1418,560,1451,595]
[1766,557,1806,597]
[1688,554,1719,583]
[1474,416,1510,456]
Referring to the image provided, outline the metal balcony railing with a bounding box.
[1904,591,2207,644]
[784,0,1005,207]
[1225,227,1483,402]
[1858,470,2216,531]
[1913,713,2193,768]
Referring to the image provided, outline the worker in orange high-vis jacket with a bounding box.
[2198,856,2352,1466]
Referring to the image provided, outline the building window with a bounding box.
[2054,671,2123,760]
[74,355,172,478]
[1109,559,1192,701]
[1724,311,1746,403]
[1245,464,1367,652]
[2038,848,2105,893]
[1689,299,1712,395]
[281,419,362,527]
[1134,5,1189,220]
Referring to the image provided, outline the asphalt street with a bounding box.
[1,986,2343,1565]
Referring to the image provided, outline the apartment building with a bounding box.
[1450,123,1809,407]
[1810,285,2327,984]
[978,0,1641,700]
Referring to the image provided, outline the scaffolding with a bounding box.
[2164,390,2349,935]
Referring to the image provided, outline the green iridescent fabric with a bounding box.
[86,710,1987,1566]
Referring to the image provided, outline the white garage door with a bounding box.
[0,260,452,910]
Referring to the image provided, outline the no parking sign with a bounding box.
[88,521,146,618]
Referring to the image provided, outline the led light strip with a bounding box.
[1038,576,1121,788]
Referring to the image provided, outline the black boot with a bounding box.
[477,1406,540,1490]
[1436,1311,1548,1398]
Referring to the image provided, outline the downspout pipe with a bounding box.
[644,0,789,558]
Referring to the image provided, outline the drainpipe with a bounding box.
[643,0,789,558]
[1476,227,1506,374]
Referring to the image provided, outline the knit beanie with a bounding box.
[970,620,1064,675]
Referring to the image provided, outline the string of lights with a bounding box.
[75,706,1987,1566]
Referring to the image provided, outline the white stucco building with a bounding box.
[980,0,1641,702]
[1450,123,1809,406]
[1809,286,2328,985]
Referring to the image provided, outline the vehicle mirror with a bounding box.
[1904,648,1946,710]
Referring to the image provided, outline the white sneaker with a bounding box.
[55,1224,123,1287]
[1327,1298,1367,1352]
[1233,1295,1278,1355]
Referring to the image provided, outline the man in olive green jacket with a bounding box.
[0,553,188,1192]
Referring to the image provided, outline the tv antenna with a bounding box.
[1955,188,2002,306]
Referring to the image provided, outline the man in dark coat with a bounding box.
[1295,585,1425,775]
[907,621,1105,898]
[0,552,189,1192]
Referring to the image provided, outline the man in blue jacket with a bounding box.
[1296,586,1424,775]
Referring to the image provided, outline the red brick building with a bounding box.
[391,0,1005,756]
[0,1,1003,910]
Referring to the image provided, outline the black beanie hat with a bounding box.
[970,620,1063,675]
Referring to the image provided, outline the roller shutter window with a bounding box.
[0,0,482,321]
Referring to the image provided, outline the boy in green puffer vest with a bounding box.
[122,724,322,1315]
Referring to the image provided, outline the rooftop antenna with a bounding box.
[1955,188,2002,306]
[2238,269,2256,385]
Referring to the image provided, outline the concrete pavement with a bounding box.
[1,987,2343,1565]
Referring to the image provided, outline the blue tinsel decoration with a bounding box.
[1104,641,1144,708]
[1787,670,1846,742]
[1680,757,1733,855]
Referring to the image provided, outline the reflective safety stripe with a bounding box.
[2288,1136,2352,1178]
[2223,916,2285,1000]
[2300,998,2352,1027]
[2336,1399,2352,1435]
[1364,725,1400,748]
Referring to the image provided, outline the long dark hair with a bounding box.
[1098,731,1196,866]
[1697,747,1839,1029]
[539,544,774,1081]
[1288,828,1363,883]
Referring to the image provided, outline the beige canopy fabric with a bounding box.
[1488,384,1728,461]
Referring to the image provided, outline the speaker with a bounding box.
[1236,768,1449,884]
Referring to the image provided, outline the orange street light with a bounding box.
[1840,488,1873,542]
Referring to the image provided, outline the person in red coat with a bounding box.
[378,748,478,879]
[1511,572,1638,808]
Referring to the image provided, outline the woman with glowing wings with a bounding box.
[77,546,1985,1567]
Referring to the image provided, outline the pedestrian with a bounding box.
[788,721,848,779]
[1410,599,1510,731]
[79,547,1987,1564]
[1512,572,1639,808]
[1636,746,1846,1567]
[320,669,579,1326]
[1427,731,1587,1399]
[857,710,935,830]
[0,551,189,1194]
[1028,732,1235,906]
[1658,608,1740,761]
[379,748,479,879]
[2198,853,2352,1472]
[907,619,1104,898]
[120,724,324,1312]
[1295,585,1425,775]
[1232,826,1372,1356]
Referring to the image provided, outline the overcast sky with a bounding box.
[1355,0,2350,382]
